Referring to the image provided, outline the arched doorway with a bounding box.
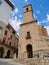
[26,44,33,58]
[5,50,11,58]
[13,49,18,58]
[0,47,4,58]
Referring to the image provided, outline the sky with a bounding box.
[9,0,49,35]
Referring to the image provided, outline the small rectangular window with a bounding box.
[10,35,12,39]
[2,37,6,43]
[9,42,11,46]
[27,32,30,36]
[26,31,31,39]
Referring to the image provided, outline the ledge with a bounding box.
[20,20,38,26]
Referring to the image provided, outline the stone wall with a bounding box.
[14,58,49,65]
[24,58,49,65]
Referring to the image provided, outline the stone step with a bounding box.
[0,58,49,65]
[0,59,23,65]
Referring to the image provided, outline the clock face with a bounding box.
[0,0,2,6]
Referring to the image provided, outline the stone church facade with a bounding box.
[18,4,49,59]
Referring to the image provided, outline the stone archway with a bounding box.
[0,47,4,58]
[26,44,33,58]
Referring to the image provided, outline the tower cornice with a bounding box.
[20,20,37,26]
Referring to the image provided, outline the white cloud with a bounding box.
[47,27,49,36]
[47,14,49,21]
[34,14,37,19]
[45,26,49,35]
[25,0,28,2]
[14,8,18,14]
[43,14,49,23]
[38,21,40,24]
[26,2,29,5]
[15,16,17,20]
[40,14,49,24]
[10,8,19,20]
[36,10,40,14]
[19,14,22,18]
[23,0,28,3]
[38,14,49,35]
[11,8,18,15]
[9,17,22,32]
[11,11,15,16]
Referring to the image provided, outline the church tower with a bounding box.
[18,5,48,59]
[23,4,34,23]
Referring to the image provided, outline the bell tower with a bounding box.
[18,4,48,59]
[18,5,35,59]
[23,4,34,23]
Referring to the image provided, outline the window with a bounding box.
[4,30,7,36]
[27,32,30,36]
[26,31,31,39]
[10,35,12,39]
[9,42,11,46]
[37,54,39,58]
[2,37,6,43]
[26,8,28,11]
[12,31,15,34]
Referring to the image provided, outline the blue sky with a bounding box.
[9,0,49,35]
